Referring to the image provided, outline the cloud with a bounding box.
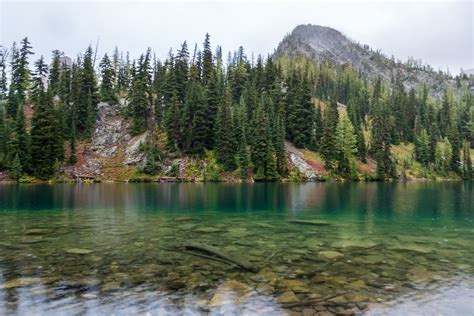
[1,0,472,73]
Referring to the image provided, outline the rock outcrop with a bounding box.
[64,102,147,180]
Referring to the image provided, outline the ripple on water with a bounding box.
[366,278,474,316]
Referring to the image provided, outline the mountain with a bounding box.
[275,24,455,97]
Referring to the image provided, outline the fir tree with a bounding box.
[9,153,22,180]
[10,38,33,109]
[214,89,237,171]
[0,47,8,100]
[49,50,63,96]
[235,102,250,179]
[335,113,358,176]
[30,89,64,179]
[447,120,461,172]
[320,98,339,164]
[99,53,116,103]
[129,51,151,135]
[201,33,213,85]
[0,107,6,168]
[415,129,431,166]
[77,46,98,138]
[165,93,182,149]
[462,141,472,179]
[181,80,208,154]
[286,74,314,148]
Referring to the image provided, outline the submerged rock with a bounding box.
[195,227,223,233]
[0,277,56,289]
[319,251,344,260]
[288,220,331,226]
[277,291,300,304]
[282,279,311,293]
[208,280,253,307]
[331,240,378,249]
[24,228,51,236]
[302,238,322,250]
[391,244,433,254]
[65,248,94,255]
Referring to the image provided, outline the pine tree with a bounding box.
[15,105,30,173]
[371,99,395,179]
[165,93,182,149]
[235,101,250,179]
[415,129,431,166]
[99,53,116,103]
[204,70,220,148]
[447,120,461,172]
[10,38,33,109]
[175,41,189,103]
[435,138,452,172]
[9,153,22,180]
[117,52,131,94]
[201,33,213,85]
[181,80,208,154]
[129,51,151,135]
[214,89,237,171]
[0,47,8,100]
[462,141,472,179]
[286,74,314,148]
[30,58,64,179]
[0,107,6,168]
[77,46,98,138]
[321,98,339,164]
[429,123,438,163]
[49,50,62,96]
[30,89,64,179]
[274,113,288,177]
[314,103,324,149]
[265,146,280,181]
[335,113,358,176]
[251,101,270,173]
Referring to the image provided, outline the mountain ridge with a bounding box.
[275,24,456,97]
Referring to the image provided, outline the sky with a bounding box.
[0,0,473,74]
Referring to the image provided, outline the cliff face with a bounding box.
[275,24,455,97]
[63,102,147,181]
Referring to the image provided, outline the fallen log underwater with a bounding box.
[159,242,259,272]
[287,220,331,226]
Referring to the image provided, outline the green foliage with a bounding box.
[286,74,314,148]
[415,129,431,166]
[129,50,151,135]
[181,80,208,154]
[99,53,117,103]
[335,112,358,176]
[204,150,221,182]
[320,98,339,163]
[30,89,64,180]
[435,138,452,172]
[214,89,237,171]
[9,153,22,180]
[0,35,471,182]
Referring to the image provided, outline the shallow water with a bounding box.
[0,182,473,315]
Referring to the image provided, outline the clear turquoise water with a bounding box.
[0,182,473,315]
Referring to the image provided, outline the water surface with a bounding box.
[0,182,473,315]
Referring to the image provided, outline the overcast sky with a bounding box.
[1,0,472,74]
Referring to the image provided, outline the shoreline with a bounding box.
[0,176,466,184]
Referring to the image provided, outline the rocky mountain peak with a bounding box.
[275,24,454,97]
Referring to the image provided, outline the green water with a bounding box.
[0,182,473,315]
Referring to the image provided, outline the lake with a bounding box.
[0,182,473,315]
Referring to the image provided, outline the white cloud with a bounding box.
[1,0,472,73]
